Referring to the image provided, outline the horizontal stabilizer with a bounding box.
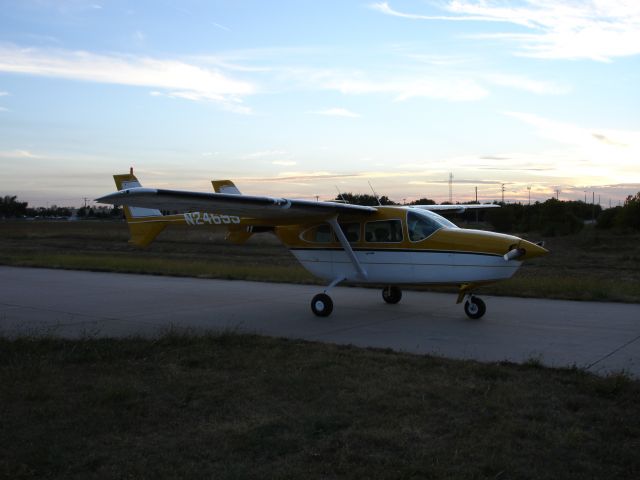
[212,180,241,195]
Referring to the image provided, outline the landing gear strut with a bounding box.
[464,296,486,320]
[382,286,402,304]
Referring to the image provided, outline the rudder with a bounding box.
[113,171,166,247]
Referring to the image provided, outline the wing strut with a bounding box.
[327,217,368,280]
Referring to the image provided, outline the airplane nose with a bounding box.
[518,239,549,260]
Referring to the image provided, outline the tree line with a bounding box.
[334,192,640,235]
[0,195,121,219]
[4,191,639,234]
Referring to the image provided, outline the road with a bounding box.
[1,266,639,376]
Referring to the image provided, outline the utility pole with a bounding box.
[501,184,505,204]
[584,191,587,203]
[592,191,595,221]
[448,172,453,204]
[474,186,479,223]
[527,186,531,205]
[555,189,560,200]
[83,197,88,208]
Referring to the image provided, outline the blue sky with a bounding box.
[1,0,639,207]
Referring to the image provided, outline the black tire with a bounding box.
[382,286,402,304]
[464,297,486,319]
[311,293,333,317]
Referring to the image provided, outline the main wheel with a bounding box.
[311,293,333,317]
[464,297,486,319]
[382,286,402,304]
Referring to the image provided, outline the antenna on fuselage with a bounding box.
[368,181,382,206]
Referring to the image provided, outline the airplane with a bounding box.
[97,170,548,320]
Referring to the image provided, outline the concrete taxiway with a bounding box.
[1,266,639,376]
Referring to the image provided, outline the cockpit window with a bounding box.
[302,224,333,243]
[407,209,455,241]
[339,223,360,242]
[365,219,403,243]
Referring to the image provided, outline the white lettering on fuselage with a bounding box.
[183,212,241,226]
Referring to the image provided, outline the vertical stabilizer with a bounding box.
[114,172,163,220]
[113,171,166,247]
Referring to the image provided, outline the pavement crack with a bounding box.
[585,332,640,371]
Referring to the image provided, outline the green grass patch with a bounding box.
[480,275,640,303]
[1,333,639,479]
[3,252,318,284]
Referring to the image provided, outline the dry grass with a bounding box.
[1,333,639,479]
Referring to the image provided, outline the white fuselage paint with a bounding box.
[290,248,521,284]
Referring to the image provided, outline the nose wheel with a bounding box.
[464,296,486,319]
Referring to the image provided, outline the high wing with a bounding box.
[410,204,500,214]
[96,187,377,224]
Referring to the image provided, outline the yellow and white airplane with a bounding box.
[97,171,548,319]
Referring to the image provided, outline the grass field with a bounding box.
[1,219,639,302]
[2,333,639,479]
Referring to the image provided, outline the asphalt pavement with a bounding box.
[1,266,639,376]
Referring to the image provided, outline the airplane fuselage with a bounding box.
[276,206,545,286]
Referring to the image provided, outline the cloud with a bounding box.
[0,91,8,96]
[0,44,256,112]
[0,107,8,112]
[294,68,489,102]
[372,1,640,61]
[591,133,627,147]
[505,111,639,156]
[244,150,287,159]
[271,160,297,166]
[212,22,231,32]
[483,73,569,95]
[502,111,640,185]
[0,149,42,158]
[409,179,501,185]
[309,107,361,118]
[370,2,500,22]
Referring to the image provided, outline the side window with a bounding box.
[339,223,360,243]
[302,224,333,243]
[365,220,403,243]
[407,211,441,241]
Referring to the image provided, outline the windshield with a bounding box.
[407,209,457,241]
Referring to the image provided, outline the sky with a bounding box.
[1,0,639,207]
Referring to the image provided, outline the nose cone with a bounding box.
[519,239,549,260]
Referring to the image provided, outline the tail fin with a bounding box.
[113,172,166,247]
[212,180,241,194]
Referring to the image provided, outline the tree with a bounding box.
[596,192,640,231]
[0,195,28,217]
[333,193,397,206]
[616,193,640,230]
[408,198,435,205]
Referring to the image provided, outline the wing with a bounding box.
[96,187,377,223]
[410,204,500,214]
